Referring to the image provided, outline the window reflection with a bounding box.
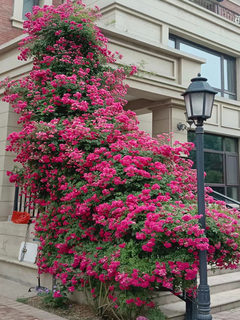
[22,0,39,20]
[224,58,235,92]
[204,152,224,184]
[169,35,236,99]
[204,134,222,151]
[227,187,238,200]
[168,39,176,48]
[225,138,237,153]
[180,43,221,89]
[188,132,239,200]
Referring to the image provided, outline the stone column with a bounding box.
[151,99,188,145]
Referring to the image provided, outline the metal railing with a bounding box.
[13,186,38,218]
[190,0,240,24]
[210,190,240,209]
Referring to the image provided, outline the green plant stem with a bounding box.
[106,295,124,320]
[98,281,103,314]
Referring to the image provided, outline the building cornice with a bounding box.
[0,35,25,54]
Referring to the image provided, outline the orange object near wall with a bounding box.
[11,211,31,224]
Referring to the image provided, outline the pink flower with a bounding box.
[53,291,62,298]
[68,286,75,292]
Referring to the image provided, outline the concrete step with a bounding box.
[0,255,52,289]
[156,270,240,306]
[160,276,240,320]
[156,291,181,306]
[0,222,36,260]
[208,271,240,294]
[0,275,37,300]
[208,265,240,277]
[211,288,240,314]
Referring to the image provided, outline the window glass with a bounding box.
[22,0,39,20]
[224,58,236,92]
[212,187,225,194]
[204,134,223,151]
[187,131,239,200]
[188,131,195,144]
[224,93,236,100]
[204,152,224,183]
[227,187,238,200]
[179,43,221,89]
[170,35,236,99]
[224,137,237,152]
[189,150,196,169]
[226,154,239,185]
[169,38,175,48]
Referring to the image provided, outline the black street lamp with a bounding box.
[182,74,217,320]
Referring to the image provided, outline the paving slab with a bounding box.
[213,307,240,320]
[0,295,67,320]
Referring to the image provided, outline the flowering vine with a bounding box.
[2,1,240,319]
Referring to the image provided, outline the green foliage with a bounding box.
[39,290,69,309]
[16,297,28,304]
[145,307,166,320]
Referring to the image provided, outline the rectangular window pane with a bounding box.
[170,35,236,99]
[224,137,237,152]
[188,131,195,144]
[204,153,224,183]
[226,154,239,185]
[211,187,225,195]
[189,149,196,169]
[179,43,221,89]
[204,134,223,151]
[169,38,176,48]
[224,58,236,93]
[223,93,236,100]
[227,187,238,201]
[22,0,39,20]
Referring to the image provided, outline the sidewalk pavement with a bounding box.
[213,308,240,320]
[0,295,67,320]
[0,294,240,320]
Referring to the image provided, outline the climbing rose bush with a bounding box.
[2,1,240,319]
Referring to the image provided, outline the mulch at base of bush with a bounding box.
[19,295,100,320]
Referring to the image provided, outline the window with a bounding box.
[169,35,236,100]
[22,0,39,20]
[12,0,52,28]
[188,132,239,200]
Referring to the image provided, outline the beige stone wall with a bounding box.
[0,37,31,220]
[0,100,19,221]
[88,0,240,141]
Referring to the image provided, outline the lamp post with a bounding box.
[182,74,217,320]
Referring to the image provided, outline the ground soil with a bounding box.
[19,295,101,320]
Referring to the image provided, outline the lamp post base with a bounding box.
[197,284,212,320]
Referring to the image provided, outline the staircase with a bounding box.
[158,267,240,319]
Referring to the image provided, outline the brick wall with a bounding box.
[0,0,64,46]
[0,0,22,46]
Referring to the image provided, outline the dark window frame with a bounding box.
[169,35,236,100]
[188,131,239,200]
